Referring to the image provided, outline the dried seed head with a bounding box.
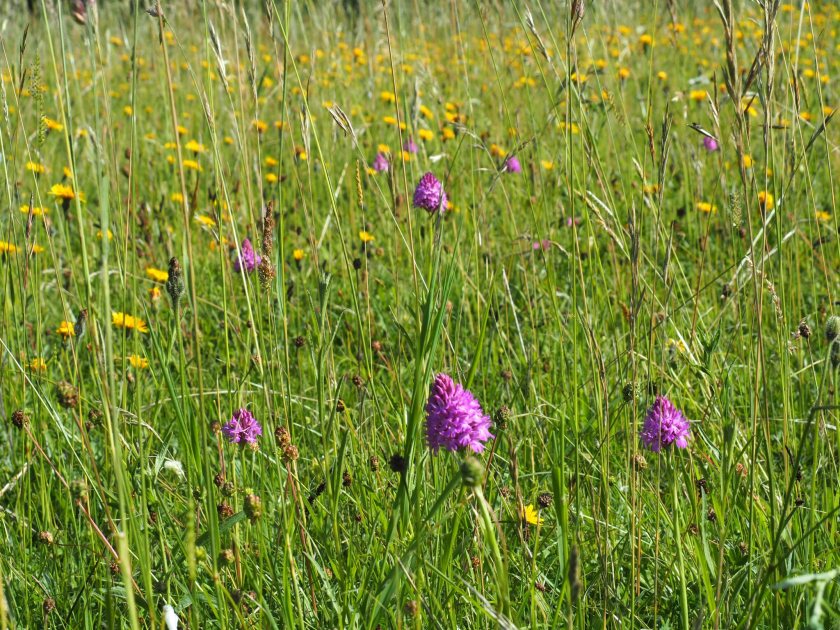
[218,549,235,566]
[42,598,56,615]
[274,426,291,449]
[37,531,54,545]
[798,320,811,339]
[342,470,352,487]
[493,405,511,431]
[56,381,79,409]
[11,409,29,429]
[537,492,553,509]
[283,444,299,462]
[217,502,234,519]
[369,456,380,472]
[388,453,406,474]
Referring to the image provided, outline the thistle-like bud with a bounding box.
[826,315,840,343]
[74,308,87,339]
[166,257,185,310]
[460,457,484,488]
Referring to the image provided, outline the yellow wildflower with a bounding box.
[112,312,149,333]
[56,321,75,338]
[128,354,149,369]
[146,267,168,283]
[520,504,544,526]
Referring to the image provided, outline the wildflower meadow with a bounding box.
[1,0,839,627]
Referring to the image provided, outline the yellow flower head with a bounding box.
[112,312,149,333]
[29,357,48,371]
[128,354,149,369]
[0,241,20,254]
[293,249,305,261]
[146,267,169,283]
[520,504,544,526]
[758,191,774,212]
[359,230,375,243]
[56,321,75,338]
[48,183,84,202]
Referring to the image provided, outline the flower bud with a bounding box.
[460,457,484,488]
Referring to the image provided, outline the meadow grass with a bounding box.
[0,0,838,627]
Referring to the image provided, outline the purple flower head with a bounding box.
[532,239,551,251]
[702,136,719,152]
[639,396,690,452]
[222,408,263,444]
[403,137,418,154]
[425,373,494,453]
[505,155,522,173]
[372,152,390,173]
[413,172,448,214]
[233,238,262,273]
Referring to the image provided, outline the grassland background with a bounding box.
[0,0,838,628]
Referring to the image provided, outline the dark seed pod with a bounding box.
[166,257,185,310]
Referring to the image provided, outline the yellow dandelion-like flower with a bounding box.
[419,104,434,119]
[696,202,718,214]
[418,128,435,141]
[171,192,184,203]
[112,312,149,333]
[815,210,831,222]
[185,140,205,153]
[48,183,84,202]
[176,125,188,136]
[0,241,19,254]
[657,71,668,81]
[379,91,396,103]
[520,504,544,526]
[29,357,47,371]
[195,214,216,228]
[43,117,64,132]
[182,159,202,172]
[293,248,305,261]
[382,115,398,126]
[26,161,46,174]
[146,267,169,283]
[540,160,554,170]
[20,205,47,216]
[149,286,162,301]
[253,119,269,133]
[266,173,278,183]
[265,156,279,167]
[97,229,114,240]
[758,191,774,211]
[56,321,75,338]
[689,89,708,102]
[359,231,374,243]
[128,354,149,369]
